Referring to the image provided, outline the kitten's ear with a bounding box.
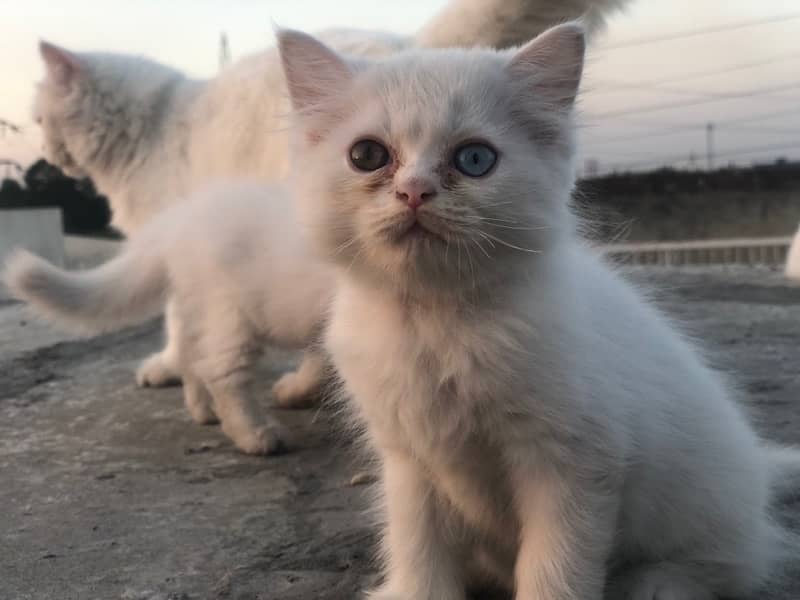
[276,29,354,112]
[39,41,83,89]
[507,22,585,109]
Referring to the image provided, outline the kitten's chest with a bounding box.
[328,289,493,450]
[328,284,525,541]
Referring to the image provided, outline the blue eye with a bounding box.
[453,143,497,177]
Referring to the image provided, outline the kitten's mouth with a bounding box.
[393,216,446,244]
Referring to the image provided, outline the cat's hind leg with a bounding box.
[272,347,328,409]
[205,362,288,455]
[607,553,771,600]
[607,563,714,600]
[194,309,289,455]
[136,298,183,387]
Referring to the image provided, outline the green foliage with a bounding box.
[0,159,112,235]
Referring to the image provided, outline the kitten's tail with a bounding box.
[3,236,169,336]
[764,444,800,502]
[413,0,630,50]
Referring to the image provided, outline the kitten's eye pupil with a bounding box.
[349,139,390,172]
[454,143,497,177]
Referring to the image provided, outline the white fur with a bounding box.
[32,0,628,389]
[415,0,628,49]
[4,182,333,455]
[279,26,800,600]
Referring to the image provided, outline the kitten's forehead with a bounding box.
[356,50,511,144]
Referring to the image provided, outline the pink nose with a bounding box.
[395,178,437,210]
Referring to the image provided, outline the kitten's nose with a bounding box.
[395,179,437,210]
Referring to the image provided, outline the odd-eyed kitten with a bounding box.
[278,25,800,600]
[5,182,331,455]
[32,0,627,391]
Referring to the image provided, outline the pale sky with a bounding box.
[1,0,799,175]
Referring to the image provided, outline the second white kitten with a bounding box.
[5,182,331,455]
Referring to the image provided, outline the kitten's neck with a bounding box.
[88,76,186,178]
[84,77,202,231]
[339,257,537,317]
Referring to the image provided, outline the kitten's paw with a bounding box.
[231,424,289,456]
[610,565,714,600]
[136,353,182,388]
[271,370,319,409]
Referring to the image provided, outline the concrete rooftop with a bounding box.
[2,266,800,600]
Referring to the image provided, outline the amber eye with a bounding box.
[453,143,497,177]
[349,139,390,172]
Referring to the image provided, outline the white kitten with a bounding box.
[278,26,800,600]
[4,182,332,455]
[32,0,628,391]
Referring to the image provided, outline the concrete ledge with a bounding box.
[64,235,121,268]
[0,208,65,266]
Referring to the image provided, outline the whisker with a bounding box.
[470,236,492,259]
[334,236,359,256]
[474,230,496,250]
[479,232,542,254]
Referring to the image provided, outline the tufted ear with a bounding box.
[507,22,585,110]
[276,29,354,113]
[39,41,84,89]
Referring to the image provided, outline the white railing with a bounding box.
[600,237,792,266]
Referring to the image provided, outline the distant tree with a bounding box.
[0,178,27,208]
[8,159,114,234]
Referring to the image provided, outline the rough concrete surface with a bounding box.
[2,265,800,600]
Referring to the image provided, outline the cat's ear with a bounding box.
[507,22,585,109]
[39,41,84,89]
[276,29,354,112]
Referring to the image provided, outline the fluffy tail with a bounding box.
[764,444,800,502]
[414,0,630,49]
[3,237,169,336]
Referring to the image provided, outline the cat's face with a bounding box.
[279,25,584,295]
[33,43,175,183]
[33,43,92,178]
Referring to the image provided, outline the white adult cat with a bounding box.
[5,183,330,455]
[278,25,800,600]
[33,0,627,390]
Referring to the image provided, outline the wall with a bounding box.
[577,161,800,242]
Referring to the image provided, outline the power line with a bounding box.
[586,79,800,102]
[582,120,800,145]
[600,13,800,50]
[599,142,799,173]
[587,81,800,120]
[587,51,800,92]
[0,119,22,136]
[598,107,800,132]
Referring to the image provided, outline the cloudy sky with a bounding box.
[1,0,799,175]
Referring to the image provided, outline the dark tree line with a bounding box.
[0,159,113,236]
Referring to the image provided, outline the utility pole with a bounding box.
[705,122,715,171]
[219,32,231,71]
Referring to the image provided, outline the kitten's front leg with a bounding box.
[513,467,618,600]
[136,298,183,387]
[370,452,465,600]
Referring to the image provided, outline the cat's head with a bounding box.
[278,24,584,298]
[33,42,181,180]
